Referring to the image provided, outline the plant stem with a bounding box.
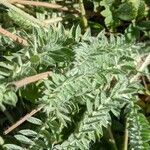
[123,118,128,150]
[79,0,88,31]
[9,0,79,13]
[108,126,118,150]
[0,27,28,46]
[4,106,43,135]
[11,71,52,89]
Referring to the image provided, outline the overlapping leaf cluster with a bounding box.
[0,26,149,149]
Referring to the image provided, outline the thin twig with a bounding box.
[4,106,43,135]
[10,0,80,13]
[11,71,52,89]
[3,71,52,135]
[0,27,28,46]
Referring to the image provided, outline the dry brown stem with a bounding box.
[10,0,80,13]
[12,71,52,88]
[4,71,52,134]
[4,106,43,135]
[0,27,28,46]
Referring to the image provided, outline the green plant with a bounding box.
[0,26,149,149]
[0,0,150,150]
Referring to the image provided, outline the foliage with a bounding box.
[128,103,150,149]
[0,0,150,150]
